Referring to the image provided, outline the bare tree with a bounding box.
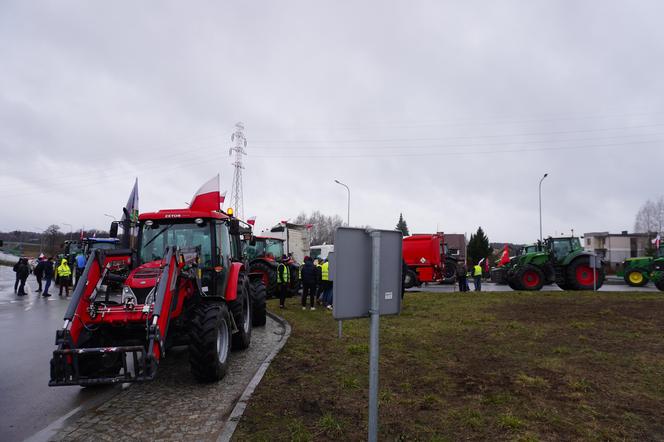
[44,224,64,256]
[293,211,344,245]
[634,197,664,234]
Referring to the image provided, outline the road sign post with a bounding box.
[333,227,402,441]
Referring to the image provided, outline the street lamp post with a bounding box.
[104,213,117,221]
[334,180,350,226]
[334,179,351,340]
[539,173,548,242]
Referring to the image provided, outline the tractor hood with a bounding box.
[125,261,163,290]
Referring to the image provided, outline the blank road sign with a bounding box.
[333,227,402,320]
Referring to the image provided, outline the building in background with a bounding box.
[583,231,654,272]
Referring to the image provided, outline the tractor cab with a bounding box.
[547,237,582,263]
[244,236,285,261]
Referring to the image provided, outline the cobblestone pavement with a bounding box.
[50,316,285,441]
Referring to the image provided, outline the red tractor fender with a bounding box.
[224,262,245,302]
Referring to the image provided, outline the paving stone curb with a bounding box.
[216,311,291,442]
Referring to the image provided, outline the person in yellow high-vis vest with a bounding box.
[472,263,483,291]
[277,255,290,308]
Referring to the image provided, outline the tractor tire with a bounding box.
[565,256,605,291]
[655,277,664,292]
[188,303,232,382]
[251,261,277,298]
[507,276,522,291]
[229,276,252,351]
[442,258,458,284]
[250,279,267,327]
[624,269,649,287]
[516,265,545,291]
[403,270,418,289]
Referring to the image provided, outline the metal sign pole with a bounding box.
[368,231,381,442]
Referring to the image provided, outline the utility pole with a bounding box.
[229,122,247,219]
[538,173,548,242]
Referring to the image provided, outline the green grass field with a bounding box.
[234,291,664,441]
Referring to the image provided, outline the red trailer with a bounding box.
[403,233,457,288]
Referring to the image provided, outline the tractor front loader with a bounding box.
[49,176,267,387]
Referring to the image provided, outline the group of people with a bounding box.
[276,255,332,311]
[455,262,484,292]
[13,255,74,297]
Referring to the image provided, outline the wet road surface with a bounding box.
[0,265,119,442]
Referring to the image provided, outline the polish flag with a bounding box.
[247,216,256,226]
[652,234,661,249]
[190,175,221,211]
[219,191,227,204]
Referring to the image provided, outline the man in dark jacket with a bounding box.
[34,256,45,292]
[13,258,21,293]
[16,258,30,296]
[456,262,469,292]
[42,257,54,297]
[300,256,317,311]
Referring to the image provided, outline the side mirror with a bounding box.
[109,221,119,238]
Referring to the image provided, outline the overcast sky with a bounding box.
[1,1,662,243]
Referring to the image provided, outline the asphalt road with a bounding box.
[407,278,661,293]
[0,265,119,442]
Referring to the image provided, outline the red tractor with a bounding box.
[49,178,267,387]
[243,236,300,298]
[402,233,456,288]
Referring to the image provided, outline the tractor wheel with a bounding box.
[230,275,252,351]
[655,277,664,292]
[251,261,277,298]
[516,265,544,291]
[250,279,267,327]
[507,276,522,291]
[624,269,648,287]
[188,303,232,382]
[442,258,458,284]
[403,270,418,289]
[565,257,605,290]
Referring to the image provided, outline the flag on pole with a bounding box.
[190,175,221,211]
[219,191,227,204]
[498,244,510,267]
[247,216,256,226]
[652,233,661,249]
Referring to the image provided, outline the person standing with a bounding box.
[16,258,30,296]
[276,255,290,309]
[472,262,483,291]
[321,259,332,309]
[300,256,317,310]
[56,258,72,296]
[13,257,21,293]
[42,257,54,297]
[75,252,86,286]
[34,255,45,292]
[457,262,468,292]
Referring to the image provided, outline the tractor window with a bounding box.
[139,222,212,266]
[216,223,232,265]
[552,240,572,261]
[245,238,284,260]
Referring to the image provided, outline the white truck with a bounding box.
[260,222,311,264]
[309,244,334,261]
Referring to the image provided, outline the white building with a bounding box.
[583,231,653,272]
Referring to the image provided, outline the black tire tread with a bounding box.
[251,279,267,327]
[516,264,544,291]
[188,303,231,382]
[250,260,277,298]
[230,276,252,350]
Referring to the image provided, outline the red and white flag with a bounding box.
[247,216,256,226]
[219,191,227,204]
[190,175,221,211]
[652,234,661,249]
[498,244,510,267]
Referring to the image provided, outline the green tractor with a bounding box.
[617,243,664,287]
[506,236,605,291]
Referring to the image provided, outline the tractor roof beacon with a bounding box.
[49,177,267,387]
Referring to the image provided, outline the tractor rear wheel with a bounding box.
[655,277,664,292]
[403,270,418,289]
[230,276,252,351]
[189,303,232,382]
[516,265,544,291]
[250,279,267,327]
[251,261,277,298]
[566,257,605,290]
[624,269,648,287]
[442,258,457,283]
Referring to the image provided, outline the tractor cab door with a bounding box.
[551,239,573,262]
[214,222,232,297]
